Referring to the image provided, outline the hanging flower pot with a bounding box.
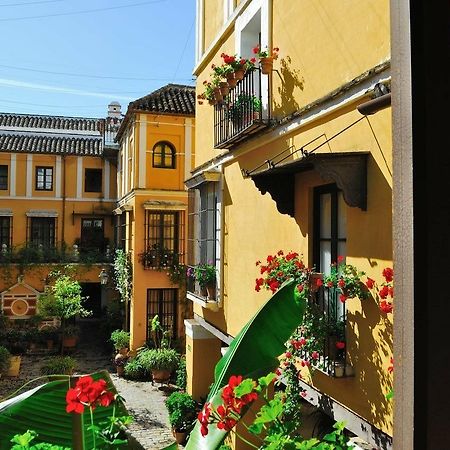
[260,57,273,75]
[226,72,237,89]
[219,81,229,97]
[213,87,223,103]
[234,68,245,81]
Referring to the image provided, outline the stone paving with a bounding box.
[0,320,182,450]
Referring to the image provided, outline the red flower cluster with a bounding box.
[198,375,259,437]
[66,376,115,414]
[388,357,394,374]
[255,251,308,295]
[365,267,394,314]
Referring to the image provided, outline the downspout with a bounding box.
[62,154,66,251]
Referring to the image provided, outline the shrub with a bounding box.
[165,391,197,432]
[0,345,11,374]
[138,348,180,372]
[40,356,77,376]
[124,358,147,380]
[110,329,130,351]
[175,356,187,390]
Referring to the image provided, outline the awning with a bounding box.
[185,170,221,189]
[249,152,368,217]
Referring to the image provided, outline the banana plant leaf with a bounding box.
[185,279,306,450]
[0,370,127,449]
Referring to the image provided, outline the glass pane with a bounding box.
[338,241,346,262]
[164,154,173,168]
[320,193,331,238]
[153,153,162,166]
[320,241,331,275]
[338,192,347,239]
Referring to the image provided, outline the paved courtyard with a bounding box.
[0,320,182,450]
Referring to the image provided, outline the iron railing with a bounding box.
[299,286,349,377]
[214,68,270,149]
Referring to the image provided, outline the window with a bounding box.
[29,217,56,248]
[36,167,53,191]
[81,218,105,251]
[313,184,347,275]
[85,168,102,193]
[0,166,8,190]
[142,211,183,268]
[0,217,11,249]
[147,288,178,340]
[152,141,176,169]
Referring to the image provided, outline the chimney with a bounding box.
[107,101,122,118]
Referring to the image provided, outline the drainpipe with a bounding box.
[62,154,66,250]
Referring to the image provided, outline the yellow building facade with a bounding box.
[186,1,392,448]
[0,107,121,317]
[115,84,196,351]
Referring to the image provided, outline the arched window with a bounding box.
[152,141,176,169]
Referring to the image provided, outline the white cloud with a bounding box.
[0,78,132,101]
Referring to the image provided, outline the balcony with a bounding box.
[214,68,270,149]
[138,246,183,270]
[186,264,219,310]
[298,285,351,378]
[0,243,113,265]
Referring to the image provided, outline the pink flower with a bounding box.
[311,351,319,360]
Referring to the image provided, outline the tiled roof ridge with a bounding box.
[0,132,103,156]
[0,112,103,132]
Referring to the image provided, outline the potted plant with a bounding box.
[2,329,27,377]
[0,345,11,379]
[165,391,198,445]
[252,44,279,74]
[40,355,77,380]
[110,329,130,355]
[114,352,129,377]
[227,94,262,125]
[138,347,180,383]
[62,324,80,349]
[39,326,60,351]
[193,262,216,299]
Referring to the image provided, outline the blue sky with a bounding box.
[0,0,196,118]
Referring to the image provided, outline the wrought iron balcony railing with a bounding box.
[298,286,351,377]
[138,246,184,270]
[214,68,270,149]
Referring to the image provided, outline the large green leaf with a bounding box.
[0,370,127,449]
[185,280,306,450]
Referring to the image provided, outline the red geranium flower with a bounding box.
[336,341,345,350]
[339,293,348,303]
[337,255,345,264]
[380,300,393,314]
[366,277,375,289]
[338,279,346,288]
[316,278,323,287]
[379,285,389,299]
[382,267,394,283]
[66,388,85,414]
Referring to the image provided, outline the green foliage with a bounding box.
[175,357,187,390]
[227,94,262,123]
[149,314,171,349]
[62,324,79,338]
[40,356,77,376]
[0,345,11,374]
[192,262,216,288]
[138,348,180,372]
[9,430,70,450]
[86,414,133,449]
[110,329,130,351]
[37,271,91,323]
[165,391,198,431]
[113,249,132,304]
[123,358,147,380]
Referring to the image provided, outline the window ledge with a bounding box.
[187,291,220,311]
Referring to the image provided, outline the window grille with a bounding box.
[146,288,178,340]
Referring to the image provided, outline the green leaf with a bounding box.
[233,379,255,398]
[185,280,306,450]
[254,397,284,424]
[258,372,277,388]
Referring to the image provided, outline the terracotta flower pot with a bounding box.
[260,57,273,75]
[206,282,216,300]
[62,337,77,349]
[172,429,187,445]
[226,73,237,89]
[219,81,229,97]
[152,369,171,383]
[213,87,223,103]
[234,68,245,81]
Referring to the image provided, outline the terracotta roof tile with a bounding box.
[129,84,195,115]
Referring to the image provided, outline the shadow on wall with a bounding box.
[273,56,305,118]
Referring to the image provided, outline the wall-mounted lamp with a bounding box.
[99,268,109,285]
